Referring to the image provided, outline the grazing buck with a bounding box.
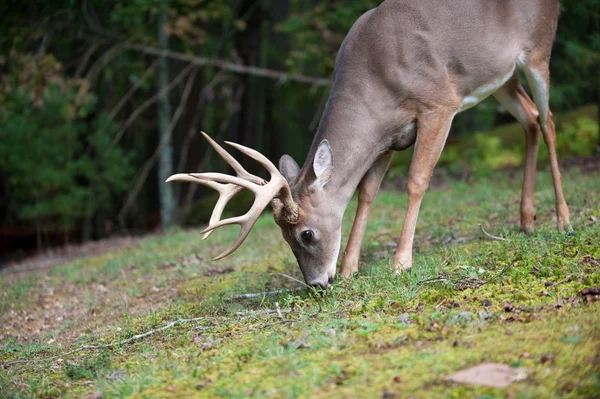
[168,0,571,288]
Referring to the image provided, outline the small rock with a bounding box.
[453,339,462,347]
[325,328,336,337]
[107,369,125,382]
[520,352,531,359]
[478,310,490,320]
[540,290,548,297]
[393,375,403,383]
[398,313,413,324]
[540,353,555,364]
[482,299,492,307]
[381,391,398,398]
[503,302,514,312]
[457,311,472,322]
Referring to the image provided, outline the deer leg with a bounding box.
[522,62,571,232]
[493,78,540,233]
[340,151,394,278]
[393,112,456,271]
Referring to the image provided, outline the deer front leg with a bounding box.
[340,151,394,278]
[393,112,456,271]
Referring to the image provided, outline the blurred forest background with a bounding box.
[0,0,598,260]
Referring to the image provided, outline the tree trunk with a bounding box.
[157,9,176,228]
[264,0,289,162]
[234,0,264,175]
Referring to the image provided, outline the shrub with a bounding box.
[0,52,134,239]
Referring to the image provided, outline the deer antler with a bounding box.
[167,132,299,260]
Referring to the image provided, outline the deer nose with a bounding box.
[308,280,328,290]
[309,277,334,290]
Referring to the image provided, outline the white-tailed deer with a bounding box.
[168,0,571,288]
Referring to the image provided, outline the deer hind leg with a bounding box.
[521,58,571,232]
[340,151,394,278]
[493,76,541,233]
[393,111,456,271]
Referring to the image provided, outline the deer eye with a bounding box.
[301,230,314,243]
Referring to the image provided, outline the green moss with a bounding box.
[2,164,599,398]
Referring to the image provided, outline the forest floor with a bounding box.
[1,161,599,399]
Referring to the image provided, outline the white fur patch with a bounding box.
[459,68,516,112]
[520,65,548,125]
[328,231,341,280]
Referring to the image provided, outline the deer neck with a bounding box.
[296,92,407,213]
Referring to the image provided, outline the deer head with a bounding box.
[167,133,339,288]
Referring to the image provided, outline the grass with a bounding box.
[1,164,599,399]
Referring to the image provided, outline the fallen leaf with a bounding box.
[445,363,527,388]
[579,287,600,297]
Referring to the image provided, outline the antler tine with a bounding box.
[188,173,258,192]
[201,132,263,184]
[165,174,243,240]
[166,132,299,260]
[200,194,272,260]
[224,141,280,177]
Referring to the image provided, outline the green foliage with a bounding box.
[390,110,599,179]
[550,0,600,109]
[278,0,380,75]
[64,352,111,381]
[0,53,134,231]
[440,134,523,178]
[555,117,599,157]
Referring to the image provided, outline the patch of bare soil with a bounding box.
[0,236,138,277]
[0,272,183,345]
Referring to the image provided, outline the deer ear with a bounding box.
[279,154,300,184]
[312,140,333,188]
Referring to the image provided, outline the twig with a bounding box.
[84,42,127,83]
[1,317,207,368]
[479,224,510,242]
[275,302,284,320]
[122,42,332,87]
[109,63,195,148]
[109,59,160,119]
[229,287,304,300]
[118,67,198,224]
[269,273,315,292]
[548,276,572,288]
[74,41,104,78]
